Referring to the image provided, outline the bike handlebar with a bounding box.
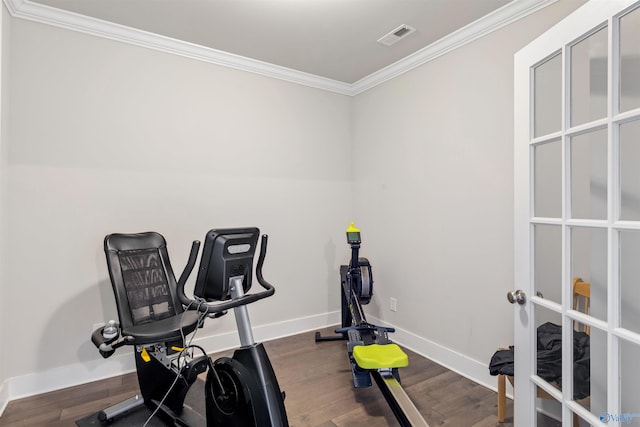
[177,234,275,314]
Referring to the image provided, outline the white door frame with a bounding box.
[514,0,640,425]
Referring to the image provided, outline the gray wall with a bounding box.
[351,0,585,376]
[3,16,352,383]
[0,3,9,398]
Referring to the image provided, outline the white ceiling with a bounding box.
[23,0,520,84]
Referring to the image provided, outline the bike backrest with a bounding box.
[104,232,184,330]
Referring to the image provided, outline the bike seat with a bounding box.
[352,343,408,369]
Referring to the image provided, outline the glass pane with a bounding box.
[620,230,640,335]
[574,413,589,427]
[570,129,607,219]
[571,227,607,321]
[620,119,640,220]
[620,6,640,112]
[534,140,562,218]
[570,27,608,126]
[534,225,562,304]
[537,406,561,426]
[573,322,606,418]
[534,53,563,137]
[620,339,640,426]
[535,304,562,392]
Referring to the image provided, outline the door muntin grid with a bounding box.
[529,4,640,424]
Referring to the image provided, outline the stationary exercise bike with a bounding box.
[90,227,288,426]
[316,222,429,427]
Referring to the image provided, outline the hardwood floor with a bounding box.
[0,327,515,426]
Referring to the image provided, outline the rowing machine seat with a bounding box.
[352,344,408,370]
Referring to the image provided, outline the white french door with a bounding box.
[514,1,640,426]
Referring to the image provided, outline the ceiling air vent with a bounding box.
[377,24,416,47]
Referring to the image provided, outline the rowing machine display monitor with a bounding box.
[346,222,361,245]
[194,228,259,301]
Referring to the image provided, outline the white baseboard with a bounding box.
[0,311,511,418]
[0,380,9,418]
[192,309,341,352]
[367,315,513,399]
[6,349,137,403]
[0,310,340,416]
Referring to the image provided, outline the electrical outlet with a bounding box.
[390,297,397,312]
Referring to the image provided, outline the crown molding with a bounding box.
[3,0,556,97]
[351,0,558,95]
[2,0,355,95]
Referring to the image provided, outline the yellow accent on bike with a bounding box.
[171,346,185,352]
[140,347,151,363]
